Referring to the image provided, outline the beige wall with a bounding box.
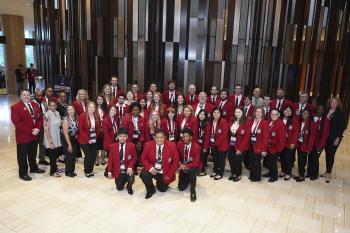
[0,14,26,95]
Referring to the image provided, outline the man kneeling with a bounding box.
[107,128,137,195]
[140,129,179,199]
[177,128,200,202]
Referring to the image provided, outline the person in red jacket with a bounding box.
[247,107,269,182]
[307,104,330,180]
[147,92,168,119]
[110,75,124,98]
[270,88,292,112]
[185,84,199,105]
[161,107,178,142]
[140,129,179,199]
[77,102,100,177]
[294,109,316,182]
[72,89,89,115]
[11,89,45,181]
[176,105,196,140]
[228,84,245,108]
[177,128,201,202]
[115,93,129,127]
[293,91,316,116]
[103,106,118,153]
[228,108,249,182]
[107,128,137,195]
[207,85,220,106]
[242,96,255,120]
[193,109,211,176]
[101,84,117,108]
[145,110,162,142]
[209,107,229,180]
[131,81,145,102]
[263,109,286,182]
[95,95,109,166]
[162,80,180,106]
[193,92,214,118]
[280,105,299,180]
[216,88,234,121]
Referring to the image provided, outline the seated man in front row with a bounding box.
[177,128,200,202]
[140,129,179,199]
[107,128,137,195]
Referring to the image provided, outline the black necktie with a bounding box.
[170,93,173,103]
[277,100,282,110]
[244,107,247,115]
[119,106,123,116]
[112,87,116,98]
[212,97,215,104]
[27,103,34,116]
[120,143,124,161]
[200,105,203,110]
[158,146,162,160]
[190,96,194,103]
[219,102,223,109]
[185,145,189,161]
[235,97,239,107]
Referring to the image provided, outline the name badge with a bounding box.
[251,133,257,144]
[128,154,132,160]
[198,138,203,144]
[133,130,139,139]
[298,134,303,142]
[169,133,175,141]
[210,134,215,144]
[271,132,276,137]
[240,129,245,135]
[155,161,162,172]
[120,163,126,173]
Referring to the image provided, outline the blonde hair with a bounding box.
[76,89,89,102]
[327,97,344,111]
[148,110,161,135]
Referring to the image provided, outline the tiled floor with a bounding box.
[0,94,350,233]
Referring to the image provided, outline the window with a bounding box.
[25,45,35,67]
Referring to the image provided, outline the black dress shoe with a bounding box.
[284,176,291,181]
[210,173,217,178]
[305,175,311,178]
[295,177,305,182]
[233,177,241,182]
[20,175,32,181]
[30,168,45,174]
[145,190,156,199]
[85,173,92,178]
[268,178,278,182]
[228,175,234,180]
[66,173,75,177]
[72,173,77,177]
[262,173,270,178]
[310,176,317,181]
[127,188,134,195]
[190,193,197,202]
[39,160,49,165]
[214,175,223,180]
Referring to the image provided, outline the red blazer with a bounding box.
[216,100,234,121]
[210,118,229,151]
[111,86,124,98]
[161,118,179,142]
[293,102,316,116]
[228,120,250,153]
[162,89,181,106]
[246,119,270,154]
[228,94,245,108]
[141,141,179,184]
[267,119,286,154]
[284,117,299,149]
[185,94,199,106]
[115,104,129,119]
[133,92,145,102]
[177,141,201,169]
[121,114,146,144]
[103,116,118,151]
[77,113,101,145]
[176,115,197,137]
[270,99,292,112]
[106,97,117,109]
[144,122,162,142]
[298,119,316,152]
[243,105,255,119]
[107,142,137,178]
[11,101,43,144]
[192,121,211,150]
[72,100,88,115]
[207,95,220,106]
[314,116,330,150]
[41,95,58,103]
[192,103,214,118]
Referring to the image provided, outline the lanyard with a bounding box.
[251,119,261,134]
[167,119,175,133]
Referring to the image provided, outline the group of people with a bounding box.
[11,76,346,202]
[14,63,37,96]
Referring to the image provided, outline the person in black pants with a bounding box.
[62,105,78,177]
[323,97,346,183]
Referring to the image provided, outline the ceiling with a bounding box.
[0,0,35,31]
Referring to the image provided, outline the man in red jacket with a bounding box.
[107,128,137,195]
[140,129,179,199]
[177,128,200,202]
[11,89,45,181]
[162,80,180,106]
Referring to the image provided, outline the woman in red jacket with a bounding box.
[77,102,100,177]
[295,109,316,182]
[72,89,89,115]
[139,97,149,120]
[103,106,118,153]
[148,92,167,119]
[307,104,329,180]
[280,105,299,180]
[193,109,211,176]
[228,107,249,182]
[209,107,229,180]
[247,107,269,182]
[161,107,178,142]
[144,110,162,142]
[263,109,286,182]
[176,105,196,140]
[95,94,109,166]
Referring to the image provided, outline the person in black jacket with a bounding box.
[323,97,346,183]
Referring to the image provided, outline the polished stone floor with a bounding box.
[1,94,350,233]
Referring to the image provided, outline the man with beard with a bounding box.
[270,88,292,112]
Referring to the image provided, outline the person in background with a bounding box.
[228,84,245,108]
[262,95,271,120]
[176,105,196,140]
[145,91,153,109]
[72,89,89,115]
[148,92,167,119]
[228,108,249,182]
[294,109,316,182]
[270,88,291,112]
[11,89,45,181]
[148,82,158,94]
[125,91,135,106]
[279,105,299,180]
[307,104,329,181]
[140,129,179,199]
[43,100,62,177]
[161,107,178,143]
[102,84,116,108]
[95,95,108,166]
[115,93,129,127]
[217,88,234,121]
[209,107,229,180]
[26,63,37,94]
[242,96,255,120]
[131,81,144,101]
[247,107,269,182]
[252,87,264,107]
[15,64,25,97]
[207,85,220,106]
[110,75,124,98]
[185,84,198,106]
[42,86,57,103]
[176,94,185,115]
[57,91,67,118]
[78,102,100,178]
[107,128,137,195]
[293,91,316,116]
[62,105,78,177]
[263,109,286,182]
[163,80,180,106]
[139,97,148,119]
[193,109,211,176]
[322,97,346,183]
[193,92,213,118]
[177,128,201,202]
